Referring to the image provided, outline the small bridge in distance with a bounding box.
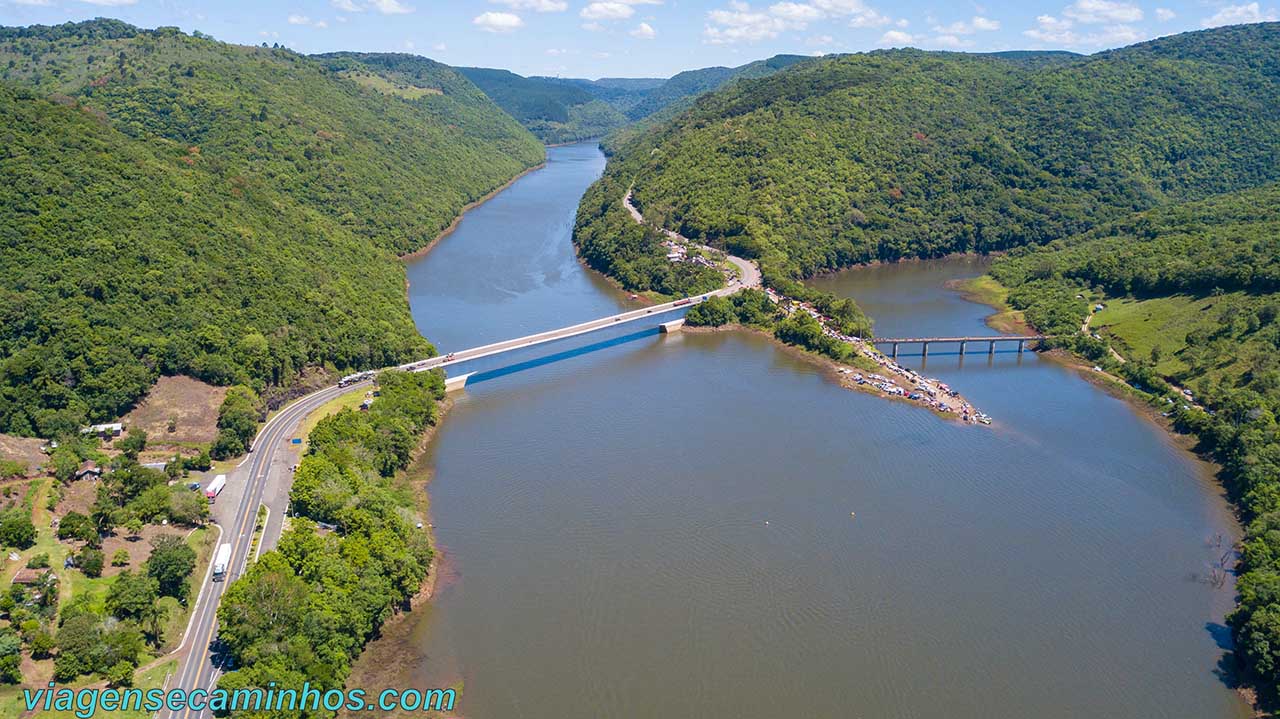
[873,335,1048,358]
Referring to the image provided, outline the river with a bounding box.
[389,142,1249,718]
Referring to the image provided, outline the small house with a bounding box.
[74,462,103,481]
[11,568,52,586]
[81,422,124,439]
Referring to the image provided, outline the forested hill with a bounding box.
[0,20,543,439]
[0,20,544,256]
[456,55,812,145]
[575,23,1280,290]
[455,66,631,145]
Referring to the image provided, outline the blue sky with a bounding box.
[1,0,1276,77]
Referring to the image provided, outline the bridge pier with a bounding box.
[1018,339,1025,352]
[660,319,685,333]
[892,343,899,359]
[921,342,929,358]
[959,341,966,356]
[444,372,474,393]
[989,340,996,355]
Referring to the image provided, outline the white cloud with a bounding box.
[1155,7,1176,21]
[931,15,1000,34]
[630,21,657,38]
[434,42,448,51]
[474,11,525,31]
[806,33,834,44]
[546,47,569,54]
[492,0,568,11]
[1024,12,1144,45]
[331,0,362,11]
[287,14,329,28]
[581,1,636,20]
[1024,14,1077,43]
[848,8,892,27]
[769,1,824,21]
[1090,23,1140,42]
[1062,0,1142,24]
[11,0,54,5]
[581,21,606,30]
[258,30,280,37]
[878,29,913,45]
[1201,2,1278,26]
[931,34,968,47]
[76,0,138,6]
[704,4,793,43]
[704,0,895,43]
[370,0,414,14]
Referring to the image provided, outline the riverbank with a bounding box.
[953,274,1198,432]
[682,324,986,422]
[399,160,548,262]
[338,399,457,718]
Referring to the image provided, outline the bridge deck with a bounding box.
[872,335,1045,343]
[395,290,730,375]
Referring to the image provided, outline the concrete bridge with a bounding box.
[390,294,722,390]
[873,335,1047,358]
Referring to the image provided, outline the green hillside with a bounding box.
[0,21,544,256]
[576,23,1280,289]
[0,20,543,438]
[456,66,630,144]
[458,55,812,145]
[982,183,1280,695]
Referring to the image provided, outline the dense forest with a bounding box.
[0,20,543,439]
[986,182,1280,697]
[458,55,813,145]
[216,369,444,711]
[576,23,1280,289]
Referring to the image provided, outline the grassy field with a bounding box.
[0,658,177,719]
[297,388,368,453]
[948,276,1036,334]
[338,69,443,100]
[1091,293,1246,378]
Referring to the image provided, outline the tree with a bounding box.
[28,630,54,659]
[112,548,130,567]
[0,629,20,684]
[78,547,104,578]
[125,517,144,540]
[53,614,97,681]
[58,512,98,544]
[167,488,208,526]
[0,510,35,550]
[52,446,80,484]
[118,429,147,460]
[105,571,159,622]
[106,661,134,688]
[147,535,196,600]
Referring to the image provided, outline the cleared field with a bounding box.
[0,435,45,477]
[121,376,228,446]
[1093,293,1235,377]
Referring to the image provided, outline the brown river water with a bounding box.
[384,142,1249,719]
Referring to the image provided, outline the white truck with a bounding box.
[205,474,227,501]
[212,543,232,581]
